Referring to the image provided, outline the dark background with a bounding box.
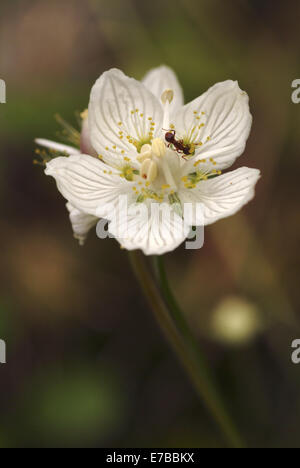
[0,0,300,448]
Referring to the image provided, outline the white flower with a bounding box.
[44,66,260,255]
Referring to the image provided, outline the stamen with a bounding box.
[80,109,88,120]
[161,89,174,105]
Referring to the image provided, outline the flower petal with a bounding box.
[66,202,98,245]
[179,167,260,225]
[88,68,163,165]
[108,201,189,255]
[45,154,134,218]
[35,139,80,155]
[174,81,252,169]
[142,65,184,113]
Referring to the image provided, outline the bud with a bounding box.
[151,138,166,158]
[141,158,157,183]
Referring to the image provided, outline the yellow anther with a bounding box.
[80,109,88,120]
[124,157,130,162]
[161,89,174,105]
[161,184,170,190]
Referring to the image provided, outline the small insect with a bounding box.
[164,129,193,157]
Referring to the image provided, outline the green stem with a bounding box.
[153,256,192,341]
[129,250,244,448]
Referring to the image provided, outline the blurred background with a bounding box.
[0,0,300,448]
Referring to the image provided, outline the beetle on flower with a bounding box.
[39,65,260,255]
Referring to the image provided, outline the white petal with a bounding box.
[108,201,189,255]
[142,65,184,113]
[88,68,163,165]
[45,154,134,218]
[179,167,260,225]
[80,117,98,157]
[174,81,252,169]
[35,139,80,155]
[66,202,98,245]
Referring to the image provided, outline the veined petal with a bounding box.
[66,202,98,245]
[174,81,252,170]
[179,167,260,225]
[108,201,189,255]
[35,138,80,155]
[45,154,134,219]
[142,65,184,113]
[88,68,163,164]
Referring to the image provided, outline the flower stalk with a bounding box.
[129,250,244,448]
